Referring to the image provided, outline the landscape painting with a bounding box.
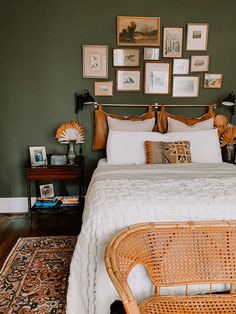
[117,16,160,46]
[203,74,222,88]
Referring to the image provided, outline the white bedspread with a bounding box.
[67,162,236,314]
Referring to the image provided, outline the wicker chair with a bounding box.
[105,221,236,314]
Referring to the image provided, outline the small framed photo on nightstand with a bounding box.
[29,146,47,167]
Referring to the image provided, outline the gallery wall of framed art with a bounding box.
[81,16,223,99]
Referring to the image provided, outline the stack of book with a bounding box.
[60,196,79,207]
[34,197,60,208]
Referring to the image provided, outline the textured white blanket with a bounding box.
[67,162,236,314]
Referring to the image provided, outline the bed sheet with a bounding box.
[67,161,236,314]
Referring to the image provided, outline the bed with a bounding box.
[66,105,236,314]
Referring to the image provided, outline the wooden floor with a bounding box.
[0,211,82,269]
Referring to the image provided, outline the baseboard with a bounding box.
[0,197,36,213]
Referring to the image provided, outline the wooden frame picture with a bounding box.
[117,16,161,46]
[144,61,171,95]
[143,47,160,60]
[39,184,54,198]
[113,48,140,67]
[29,146,47,167]
[190,55,210,72]
[186,23,209,51]
[172,76,200,97]
[94,81,113,96]
[173,59,189,75]
[116,70,141,92]
[83,45,108,78]
[203,74,223,88]
[163,27,183,58]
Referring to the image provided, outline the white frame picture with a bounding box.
[186,23,209,51]
[113,48,140,67]
[94,81,113,96]
[191,55,210,72]
[203,74,223,89]
[39,184,54,198]
[116,70,141,92]
[29,146,47,167]
[172,76,200,97]
[144,61,171,95]
[143,47,160,60]
[83,45,108,78]
[163,27,183,58]
[173,59,189,75]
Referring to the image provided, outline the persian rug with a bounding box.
[0,235,77,314]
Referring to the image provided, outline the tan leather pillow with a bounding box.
[145,141,165,164]
[163,141,192,163]
[92,104,155,151]
[156,105,216,133]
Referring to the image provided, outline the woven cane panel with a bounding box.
[116,228,236,286]
[139,295,236,314]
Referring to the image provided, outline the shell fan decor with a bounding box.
[55,121,84,144]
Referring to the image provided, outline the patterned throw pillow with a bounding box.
[163,141,192,163]
[144,141,165,164]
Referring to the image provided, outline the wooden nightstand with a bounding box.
[25,155,84,223]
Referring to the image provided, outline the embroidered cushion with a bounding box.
[163,141,192,163]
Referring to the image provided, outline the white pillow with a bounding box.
[107,116,155,132]
[106,129,222,165]
[167,117,214,133]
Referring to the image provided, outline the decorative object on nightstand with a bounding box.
[55,121,84,165]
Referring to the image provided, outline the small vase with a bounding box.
[67,140,77,165]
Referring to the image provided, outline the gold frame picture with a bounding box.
[94,81,113,96]
[113,48,140,67]
[144,61,171,95]
[163,27,183,58]
[83,45,108,78]
[116,70,141,92]
[117,16,160,46]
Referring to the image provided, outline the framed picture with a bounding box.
[39,184,54,198]
[94,81,113,96]
[144,47,160,60]
[172,76,200,97]
[29,146,47,167]
[190,55,209,72]
[113,48,140,67]
[163,27,183,58]
[203,73,223,88]
[83,45,108,78]
[173,59,189,75]
[117,16,161,46]
[186,23,209,51]
[144,61,171,95]
[116,70,141,92]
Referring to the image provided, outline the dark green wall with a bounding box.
[0,0,235,197]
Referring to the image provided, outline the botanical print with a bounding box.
[191,55,209,72]
[172,76,199,97]
[149,71,168,94]
[90,54,101,71]
[113,48,140,67]
[173,59,189,75]
[117,70,140,91]
[163,28,183,58]
[203,74,222,88]
[83,45,108,78]
[117,16,160,46]
[144,62,170,94]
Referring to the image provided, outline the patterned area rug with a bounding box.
[0,235,77,314]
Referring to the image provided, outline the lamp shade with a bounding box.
[75,90,95,113]
[222,92,235,107]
